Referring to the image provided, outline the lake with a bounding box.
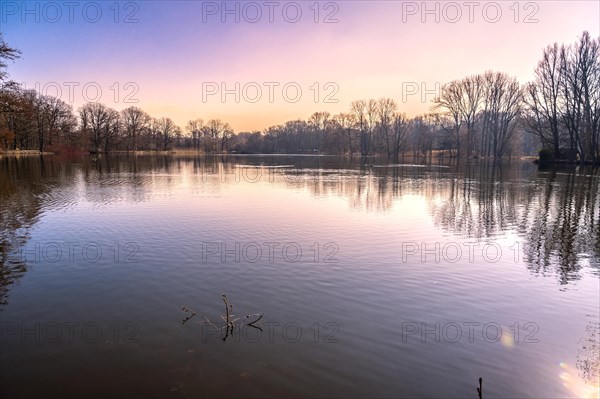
[0,154,598,398]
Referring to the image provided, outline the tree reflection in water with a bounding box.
[1,155,598,308]
[422,161,600,284]
[1,156,44,307]
[0,154,598,392]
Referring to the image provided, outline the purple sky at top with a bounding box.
[1,1,599,131]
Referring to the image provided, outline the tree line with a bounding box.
[0,31,598,162]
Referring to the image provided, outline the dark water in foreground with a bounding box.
[0,154,598,398]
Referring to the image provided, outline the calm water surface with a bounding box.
[0,155,599,398]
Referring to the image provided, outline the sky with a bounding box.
[1,0,599,132]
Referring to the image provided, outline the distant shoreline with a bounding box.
[0,150,54,156]
[1,149,593,165]
[0,149,545,163]
[534,158,600,166]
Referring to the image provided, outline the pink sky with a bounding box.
[4,1,599,132]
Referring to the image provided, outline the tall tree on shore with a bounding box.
[458,75,485,157]
[308,111,331,152]
[157,117,179,151]
[525,43,563,158]
[43,96,75,149]
[332,112,356,155]
[480,72,523,158]
[366,99,378,155]
[391,112,410,161]
[434,81,463,158]
[121,107,151,151]
[103,109,121,153]
[376,98,397,159]
[186,119,204,151]
[0,34,22,149]
[351,100,369,156]
[562,31,600,162]
[203,119,232,153]
[79,103,112,153]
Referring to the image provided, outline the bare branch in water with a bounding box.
[222,295,230,325]
[181,306,220,330]
[181,306,196,324]
[181,296,263,339]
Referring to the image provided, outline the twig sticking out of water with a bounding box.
[477,378,482,399]
[181,306,219,329]
[181,295,263,341]
[247,313,263,327]
[222,295,233,333]
[181,306,196,324]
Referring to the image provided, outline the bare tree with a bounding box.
[43,96,75,148]
[79,103,112,153]
[351,100,369,156]
[103,109,121,152]
[205,119,232,153]
[391,112,410,161]
[186,119,204,151]
[525,43,563,158]
[564,31,600,162]
[434,81,463,157]
[29,94,76,152]
[366,99,378,155]
[458,75,484,156]
[332,112,356,155]
[308,111,331,152]
[376,98,397,158]
[411,114,437,159]
[32,93,47,152]
[157,117,179,151]
[481,71,523,158]
[121,106,151,151]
